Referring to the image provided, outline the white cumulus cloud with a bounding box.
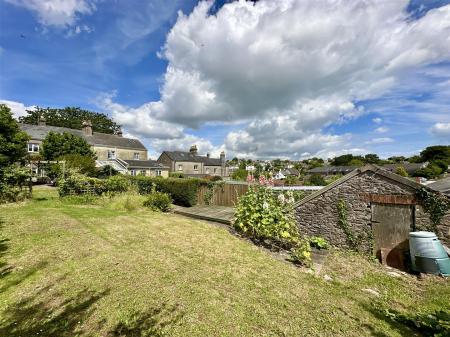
[431,122,450,140]
[0,99,35,119]
[5,0,96,27]
[101,0,450,158]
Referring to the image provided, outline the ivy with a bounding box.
[416,187,450,232]
[203,181,225,205]
[336,199,368,252]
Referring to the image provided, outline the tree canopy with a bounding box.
[0,104,30,166]
[19,106,120,134]
[41,132,95,161]
[420,145,450,163]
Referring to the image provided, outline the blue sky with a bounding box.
[1,0,449,160]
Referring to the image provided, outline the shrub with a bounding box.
[395,166,408,177]
[58,171,107,197]
[234,186,298,248]
[104,175,130,193]
[309,236,328,249]
[0,166,32,203]
[157,178,203,207]
[143,192,172,212]
[290,238,312,266]
[306,174,327,186]
[231,169,247,181]
[209,175,223,182]
[169,172,185,178]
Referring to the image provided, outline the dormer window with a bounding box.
[107,150,116,159]
[134,152,140,160]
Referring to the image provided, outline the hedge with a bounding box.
[131,176,205,207]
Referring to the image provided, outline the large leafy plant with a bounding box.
[234,186,298,248]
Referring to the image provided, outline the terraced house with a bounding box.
[20,120,169,177]
[157,145,228,177]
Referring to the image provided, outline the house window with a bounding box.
[28,143,40,152]
[178,164,183,171]
[107,150,116,159]
[194,164,198,171]
[156,170,162,176]
[139,170,146,175]
[130,169,136,176]
[214,168,217,174]
[134,152,140,160]
[206,168,210,174]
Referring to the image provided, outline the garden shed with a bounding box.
[294,165,450,269]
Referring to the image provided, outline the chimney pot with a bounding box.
[82,120,93,136]
[207,153,210,158]
[189,145,198,156]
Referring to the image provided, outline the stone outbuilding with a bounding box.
[294,165,449,268]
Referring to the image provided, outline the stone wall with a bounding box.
[295,171,450,249]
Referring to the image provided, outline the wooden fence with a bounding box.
[197,183,249,207]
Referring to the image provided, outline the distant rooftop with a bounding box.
[162,150,223,166]
[20,123,146,151]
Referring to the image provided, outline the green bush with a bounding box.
[130,176,203,207]
[169,172,185,178]
[290,238,312,266]
[143,192,172,212]
[309,236,328,249]
[394,166,408,177]
[231,169,247,181]
[104,175,130,193]
[58,171,107,197]
[209,175,223,182]
[306,174,327,186]
[0,166,32,203]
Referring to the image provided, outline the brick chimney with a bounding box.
[189,145,198,156]
[220,151,226,175]
[38,116,46,126]
[82,120,93,136]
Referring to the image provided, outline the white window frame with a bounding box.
[107,150,116,159]
[28,143,40,153]
[134,152,140,160]
[156,170,162,176]
[194,164,198,171]
[130,169,136,176]
[178,164,183,171]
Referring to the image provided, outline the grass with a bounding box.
[0,186,449,336]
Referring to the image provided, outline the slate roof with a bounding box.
[123,159,168,169]
[295,164,422,208]
[382,163,425,175]
[427,177,450,195]
[20,123,146,150]
[281,168,300,176]
[161,151,223,166]
[308,166,357,174]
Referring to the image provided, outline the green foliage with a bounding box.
[104,175,130,193]
[394,166,408,177]
[290,238,312,266]
[284,176,300,186]
[143,191,172,212]
[309,236,328,249]
[0,104,30,166]
[379,308,450,337]
[231,169,248,181]
[19,106,120,134]
[0,166,32,203]
[324,174,343,184]
[306,174,327,186]
[420,145,450,163]
[96,165,120,179]
[169,172,185,178]
[408,155,423,163]
[234,186,298,248]
[416,187,450,231]
[203,181,225,205]
[337,199,367,251]
[58,171,107,197]
[41,132,95,160]
[131,176,202,207]
[364,153,381,164]
[414,163,444,179]
[209,175,223,182]
[59,154,97,176]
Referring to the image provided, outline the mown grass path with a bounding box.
[0,187,448,336]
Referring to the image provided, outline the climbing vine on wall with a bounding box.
[336,199,371,252]
[203,181,225,205]
[415,187,450,232]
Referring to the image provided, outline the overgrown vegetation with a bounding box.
[416,187,450,231]
[336,199,370,252]
[143,191,172,212]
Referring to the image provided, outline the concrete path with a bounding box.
[172,205,234,225]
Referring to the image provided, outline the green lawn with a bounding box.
[0,187,449,336]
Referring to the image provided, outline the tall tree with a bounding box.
[19,106,120,134]
[420,145,450,163]
[0,104,29,166]
[41,132,95,161]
